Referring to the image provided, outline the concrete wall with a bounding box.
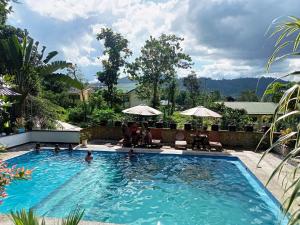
[30,131,80,144]
[84,126,266,149]
[0,132,31,148]
[0,131,80,148]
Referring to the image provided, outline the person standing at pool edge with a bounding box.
[85,151,93,163]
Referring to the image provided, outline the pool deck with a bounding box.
[0,143,297,224]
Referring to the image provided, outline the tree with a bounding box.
[238,90,259,102]
[127,34,192,108]
[96,28,131,108]
[183,71,201,107]
[210,90,222,102]
[175,90,188,109]
[166,78,178,115]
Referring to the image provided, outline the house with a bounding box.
[218,102,277,116]
[217,101,278,126]
[124,88,150,108]
[68,87,93,103]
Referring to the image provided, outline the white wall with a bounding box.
[0,132,31,148]
[0,131,80,148]
[29,131,80,143]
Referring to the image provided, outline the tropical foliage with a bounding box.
[0,34,70,116]
[259,16,300,225]
[10,208,84,225]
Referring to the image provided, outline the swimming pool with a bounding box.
[0,150,287,225]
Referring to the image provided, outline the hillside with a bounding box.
[117,77,285,97]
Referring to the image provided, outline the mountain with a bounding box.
[178,77,285,97]
[116,77,285,97]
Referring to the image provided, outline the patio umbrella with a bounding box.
[122,104,162,116]
[180,106,222,118]
[0,86,20,96]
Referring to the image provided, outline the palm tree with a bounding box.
[0,34,71,116]
[259,16,300,225]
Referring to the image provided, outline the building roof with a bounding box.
[217,101,277,115]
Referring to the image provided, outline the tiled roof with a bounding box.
[217,102,277,115]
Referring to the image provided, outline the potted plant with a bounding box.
[15,118,25,133]
[114,121,122,127]
[184,123,192,131]
[211,124,219,131]
[0,144,6,152]
[244,124,254,132]
[169,122,177,130]
[273,128,293,156]
[100,120,108,126]
[3,121,11,135]
[25,119,34,131]
[228,124,236,132]
[155,121,164,128]
[80,131,91,147]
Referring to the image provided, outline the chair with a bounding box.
[175,131,187,149]
[208,131,223,151]
[150,128,162,148]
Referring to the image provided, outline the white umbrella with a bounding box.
[122,105,162,116]
[180,106,222,118]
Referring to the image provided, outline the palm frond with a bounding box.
[61,207,84,225]
[43,51,58,64]
[267,16,300,71]
[38,61,72,76]
[10,209,40,225]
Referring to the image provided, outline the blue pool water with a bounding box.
[0,150,286,225]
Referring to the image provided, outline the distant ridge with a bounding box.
[117,76,285,97]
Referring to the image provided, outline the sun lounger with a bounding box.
[207,131,223,151]
[175,131,187,149]
[150,128,163,148]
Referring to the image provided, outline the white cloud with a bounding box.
[24,0,141,22]
[19,0,300,80]
[195,58,255,79]
[61,33,99,66]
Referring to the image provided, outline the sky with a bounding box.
[7,0,300,82]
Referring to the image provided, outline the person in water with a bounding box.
[128,148,134,157]
[54,144,60,153]
[35,143,41,153]
[68,143,73,152]
[85,151,93,162]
